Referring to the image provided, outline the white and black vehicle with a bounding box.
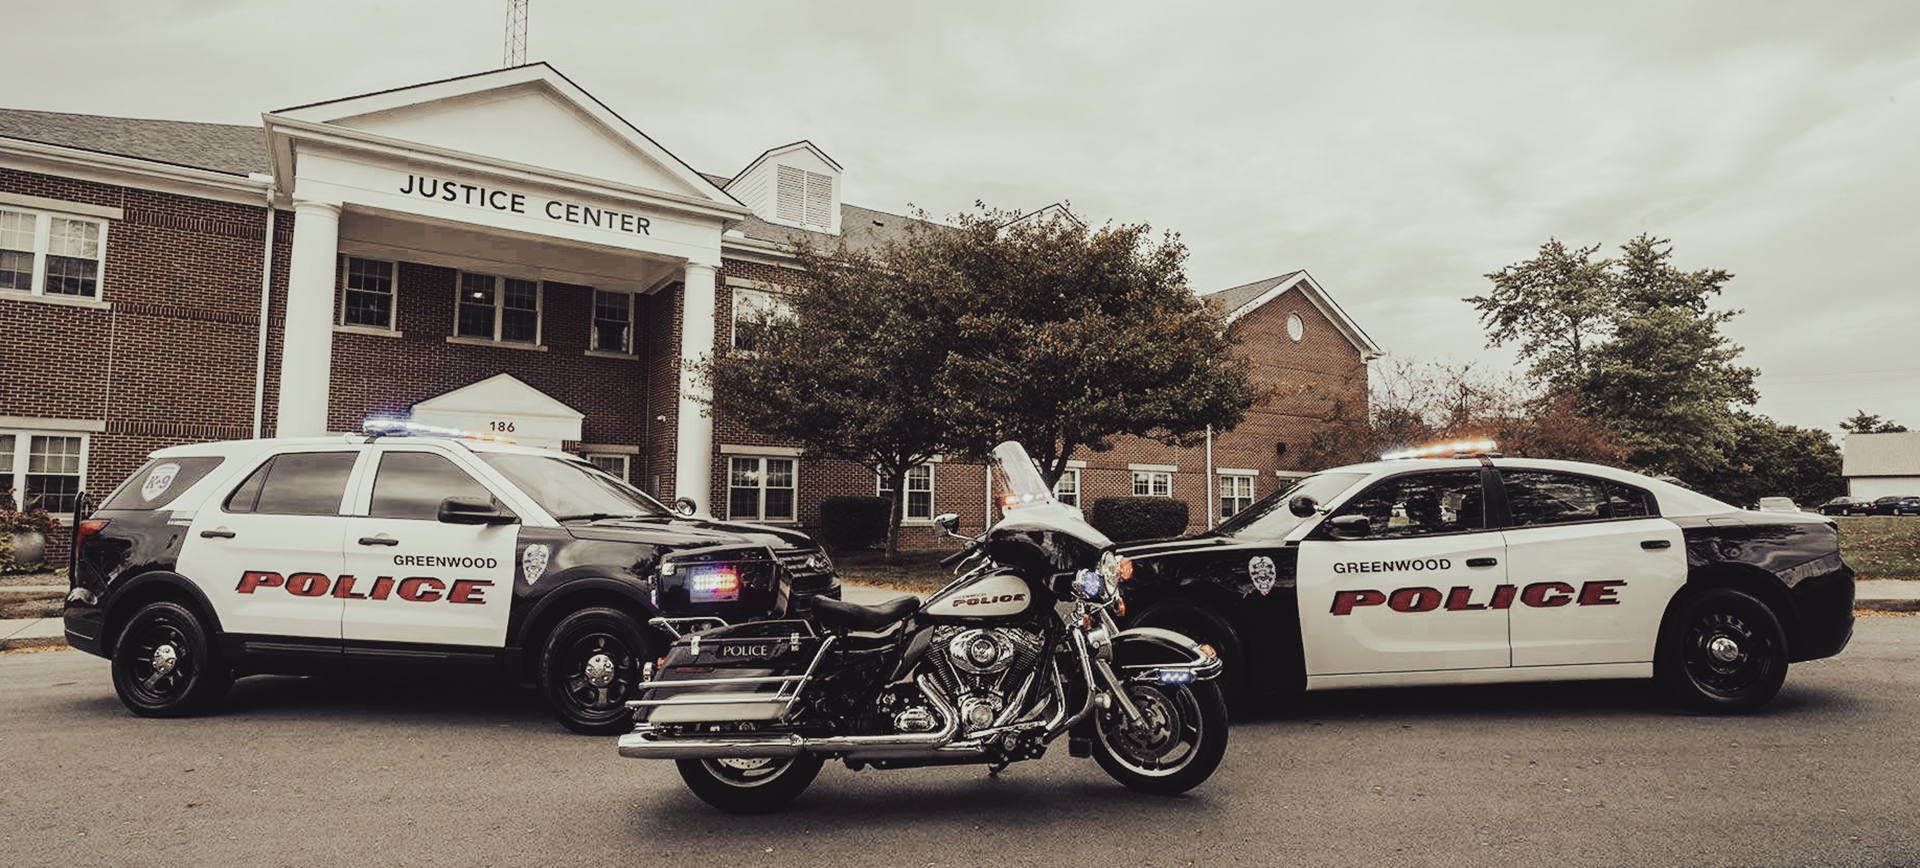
[1117,444,1856,714]
[63,423,838,734]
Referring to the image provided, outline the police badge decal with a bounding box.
[521,544,551,585]
[1249,555,1277,595]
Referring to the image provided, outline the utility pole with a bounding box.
[503,0,529,68]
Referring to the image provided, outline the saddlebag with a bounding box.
[631,619,830,724]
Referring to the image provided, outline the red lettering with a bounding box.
[1490,584,1517,609]
[286,572,331,597]
[1388,587,1443,613]
[1444,586,1486,611]
[448,579,492,605]
[332,575,367,600]
[1330,589,1386,615]
[370,577,395,601]
[397,577,445,603]
[1521,582,1576,608]
[237,571,284,594]
[1578,580,1626,606]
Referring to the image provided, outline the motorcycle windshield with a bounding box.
[991,441,1112,547]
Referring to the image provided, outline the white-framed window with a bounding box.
[731,286,790,351]
[728,456,796,522]
[456,271,541,344]
[1220,474,1255,518]
[877,464,935,522]
[1053,468,1080,507]
[0,207,107,299]
[0,431,87,517]
[341,257,396,329]
[1132,470,1173,498]
[591,290,633,354]
[585,454,628,482]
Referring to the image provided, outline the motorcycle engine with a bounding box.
[898,625,1048,735]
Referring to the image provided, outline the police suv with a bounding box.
[1117,444,1855,713]
[63,423,838,734]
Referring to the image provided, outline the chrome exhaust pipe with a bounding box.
[618,675,961,761]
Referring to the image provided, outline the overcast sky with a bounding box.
[10,0,1916,440]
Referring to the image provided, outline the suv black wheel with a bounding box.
[111,600,231,717]
[540,607,650,735]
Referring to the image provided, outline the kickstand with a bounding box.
[987,762,1011,777]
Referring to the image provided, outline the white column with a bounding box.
[674,261,719,516]
[275,200,341,437]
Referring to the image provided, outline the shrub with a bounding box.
[1090,497,1190,542]
[818,496,892,551]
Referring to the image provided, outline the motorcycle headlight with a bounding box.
[1076,569,1105,601]
[1097,551,1133,584]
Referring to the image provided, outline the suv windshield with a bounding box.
[476,452,672,520]
[1213,471,1368,540]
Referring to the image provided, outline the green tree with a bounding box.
[1468,235,1756,482]
[933,205,1259,485]
[1690,413,1844,507]
[1466,239,1613,392]
[1839,411,1908,433]
[695,204,1258,557]
[695,218,972,559]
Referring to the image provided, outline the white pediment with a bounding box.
[411,373,584,450]
[271,64,734,207]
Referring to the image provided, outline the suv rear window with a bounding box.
[223,452,359,516]
[99,457,228,511]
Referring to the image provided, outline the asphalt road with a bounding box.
[4,617,1919,868]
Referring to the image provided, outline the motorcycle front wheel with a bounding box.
[1092,680,1229,795]
[675,755,824,814]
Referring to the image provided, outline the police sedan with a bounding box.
[1117,445,1855,714]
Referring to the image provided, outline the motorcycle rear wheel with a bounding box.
[1092,680,1229,795]
[675,755,824,814]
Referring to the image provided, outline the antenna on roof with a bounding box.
[503,0,529,68]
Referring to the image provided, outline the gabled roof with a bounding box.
[263,63,740,212]
[1203,271,1384,360]
[1842,431,1920,477]
[0,108,267,176]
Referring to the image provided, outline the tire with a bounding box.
[1129,601,1245,703]
[539,607,650,735]
[675,755,824,814]
[1655,587,1788,715]
[1092,679,1229,796]
[110,600,231,718]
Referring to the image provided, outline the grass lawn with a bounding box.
[831,514,1920,592]
[1836,515,1920,580]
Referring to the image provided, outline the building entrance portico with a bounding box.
[260,64,750,512]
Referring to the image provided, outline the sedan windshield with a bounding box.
[476,452,672,521]
[1213,471,1368,540]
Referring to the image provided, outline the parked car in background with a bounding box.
[1754,497,1800,514]
[1819,496,1873,516]
[1892,496,1920,516]
[1868,495,1918,516]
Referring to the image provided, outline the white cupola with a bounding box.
[726,141,842,235]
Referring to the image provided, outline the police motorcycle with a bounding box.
[617,441,1228,813]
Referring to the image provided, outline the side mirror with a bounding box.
[439,496,517,526]
[1288,495,1320,518]
[1325,514,1373,540]
[671,496,699,518]
[932,513,961,538]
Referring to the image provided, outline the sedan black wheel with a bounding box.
[111,600,231,718]
[1129,601,1244,704]
[1655,588,1788,714]
[540,607,649,735]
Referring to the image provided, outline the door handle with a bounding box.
[1641,539,1672,551]
[199,528,236,539]
[357,536,400,547]
[1466,557,1498,568]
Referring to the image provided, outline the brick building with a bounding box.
[0,64,1378,564]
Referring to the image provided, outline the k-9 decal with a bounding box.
[1331,580,1625,615]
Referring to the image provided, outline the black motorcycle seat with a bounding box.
[813,595,922,632]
